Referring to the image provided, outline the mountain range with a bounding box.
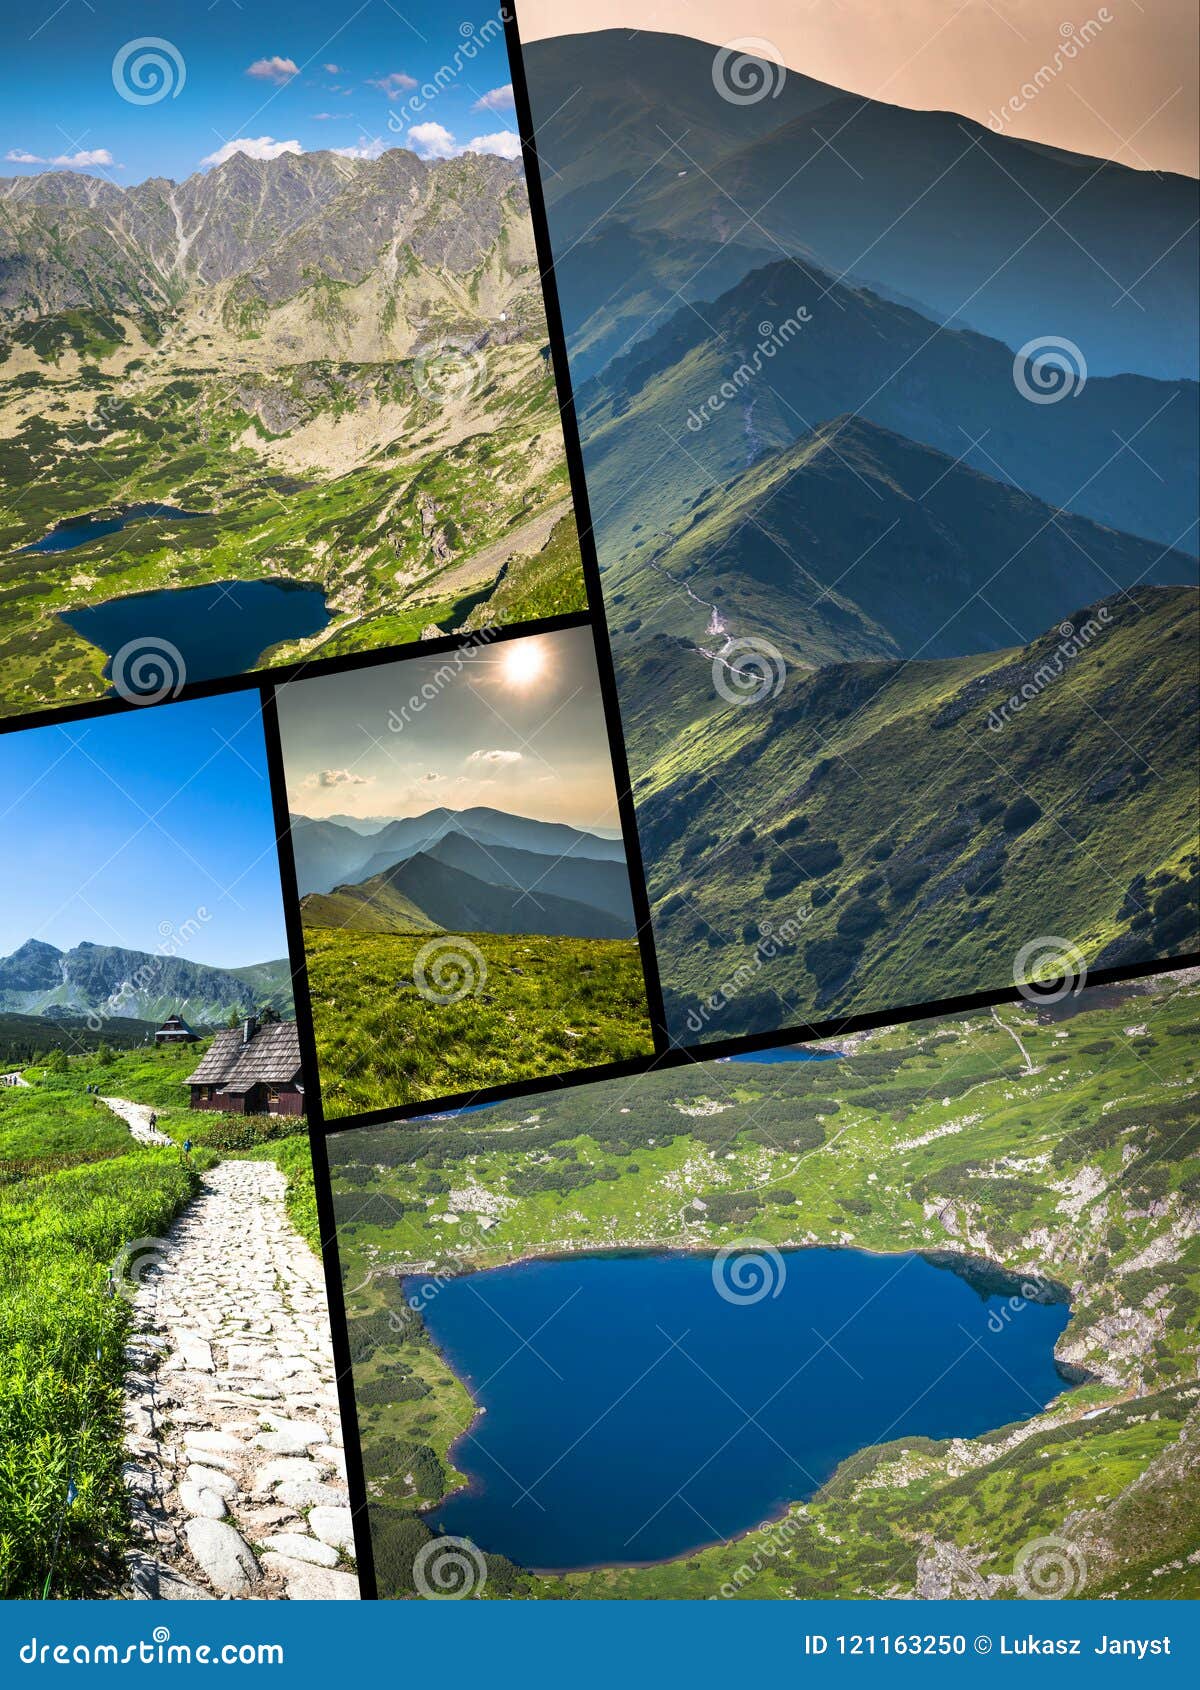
[578,254,1198,556]
[292,806,635,941]
[0,939,293,1024]
[524,29,1199,383]
[520,27,1200,1040]
[0,148,586,715]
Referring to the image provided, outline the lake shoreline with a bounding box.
[393,1237,1079,1576]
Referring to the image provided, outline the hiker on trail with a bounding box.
[183,1138,192,1157]
[148,1112,157,1131]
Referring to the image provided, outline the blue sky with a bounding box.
[0,694,289,967]
[3,1,518,185]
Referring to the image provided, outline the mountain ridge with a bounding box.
[619,412,1200,670]
[289,804,627,897]
[524,27,1199,382]
[577,254,1198,554]
[0,939,294,1022]
[315,850,633,941]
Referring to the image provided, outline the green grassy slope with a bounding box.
[301,883,441,936]
[618,586,1199,1038]
[327,971,1200,1599]
[303,926,655,1118]
[0,1043,315,1596]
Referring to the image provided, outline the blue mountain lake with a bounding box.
[19,503,204,553]
[408,1248,1071,1570]
[723,1047,838,1064]
[62,579,330,690]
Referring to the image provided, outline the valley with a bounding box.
[0,149,587,714]
[327,970,1200,1600]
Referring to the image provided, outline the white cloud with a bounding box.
[56,149,114,168]
[406,121,459,160]
[465,130,521,161]
[323,63,342,74]
[311,112,345,122]
[201,137,303,166]
[303,768,372,789]
[420,771,444,783]
[8,147,115,168]
[332,136,387,161]
[474,84,515,113]
[467,749,523,766]
[246,56,299,84]
[368,71,418,98]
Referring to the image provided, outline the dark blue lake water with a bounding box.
[20,503,203,554]
[62,579,329,689]
[409,1249,1070,1570]
[724,1047,838,1064]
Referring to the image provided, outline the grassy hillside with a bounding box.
[304,926,655,1119]
[326,970,1200,1599]
[619,585,1199,1039]
[0,1042,315,1596]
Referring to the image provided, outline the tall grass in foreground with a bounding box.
[0,1151,198,1597]
[0,1050,318,1596]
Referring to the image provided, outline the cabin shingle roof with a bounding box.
[185,1022,302,1093]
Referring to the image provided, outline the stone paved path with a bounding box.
[101,1094,174,1146]
[122,1159,358,1600]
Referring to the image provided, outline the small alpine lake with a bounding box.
[62,578,330,690]
[19,503,204,554]
[408,1247,1072,1571]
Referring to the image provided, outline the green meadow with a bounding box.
[304,926,655,1118]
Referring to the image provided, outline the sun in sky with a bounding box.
[500,636,550,690]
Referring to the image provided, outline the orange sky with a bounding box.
[516,0,1198,176]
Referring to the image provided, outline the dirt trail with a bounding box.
[991,1005,1036,1075]
[100,1094,174,1146]
[122,1159,358,1600]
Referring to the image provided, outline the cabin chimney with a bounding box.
[242,1013,257,1046]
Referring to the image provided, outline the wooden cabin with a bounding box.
[184,1015,304,1116]
[155,1013,200,1046]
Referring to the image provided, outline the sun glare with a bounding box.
[501,639,548,689]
